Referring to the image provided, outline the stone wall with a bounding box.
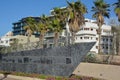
[0,42,95,77]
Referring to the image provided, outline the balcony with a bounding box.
[76,30,97,36]
[45,33,54,38]
[45,32,64,38]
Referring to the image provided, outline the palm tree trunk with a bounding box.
[71,32,75,44]
[118,40,120,55]
[26,29,31,50]
[66,31,70,46]
[113,32,117,55]
[39,31,45,48]
[98,25,102,54]
[65,20,70,46]
[54,32,59,47]
[26,29,32,44]
[118,12,120,22]
[27,35,30,43]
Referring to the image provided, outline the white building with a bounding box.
[0,31,39,47]
[0,37,10,47]
[0,31,13,47]
[75,19,112,54]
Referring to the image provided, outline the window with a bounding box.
[12,60,15,63]
[110,39,112,42]
[106,39,108,41]
[1,41,4,43]
[24,57,29,63]
[80,37,82,39]
[96,46,98,49]
[103,38,105,41]
[102,46,104,49]
[84,28,89,30]
[18,59,22,63]
[91,28,93,31]
[6,41,8,43]
[84,37,89,39]
[80,28,83,30]
[96,38,98,40]
[10,39,13,41]
[106,46,108,49]
[96,29,98,34]
[50,44,53,48]
[66,58,71,64]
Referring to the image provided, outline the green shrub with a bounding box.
[84,52,97,63]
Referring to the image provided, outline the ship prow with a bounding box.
[0,42,95,77]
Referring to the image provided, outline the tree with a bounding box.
[49,18,65,47]
[36,15,49,48]
[23,17,36,43]
[113,0,120,22]
[91,0,110,54]
[109,19,120,55]
[67,0,87,44]
[50,7,67,47]
[112,26,120,55]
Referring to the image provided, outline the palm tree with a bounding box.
[24,17,36,43]
[91,0,110,54]
[49,17,65,47]
[50,7,67,47]
[113,0,120,22]
[36,15,49,48]
[67,0,87,44]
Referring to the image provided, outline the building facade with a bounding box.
[75,19,113,54]
[0,31,13,47]
[12,17,40,36]
[0,37,10,47]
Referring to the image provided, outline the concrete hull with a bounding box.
[0,42,95,76]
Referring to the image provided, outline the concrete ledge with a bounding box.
[0,74,44,80]
[73,63,120,80]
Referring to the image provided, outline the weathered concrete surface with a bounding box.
[73,63,120,80]
[0,42,95,77]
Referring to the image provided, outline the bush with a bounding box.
[84,52,97,63]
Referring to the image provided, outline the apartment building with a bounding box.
[12,17,40,36]
[75,19,113,54]
[44,19,113,54]
[0,37,10,47]
[0,31,13,47]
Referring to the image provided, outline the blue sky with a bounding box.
[0,0,118,37]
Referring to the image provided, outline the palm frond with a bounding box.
[91,0,110,24]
